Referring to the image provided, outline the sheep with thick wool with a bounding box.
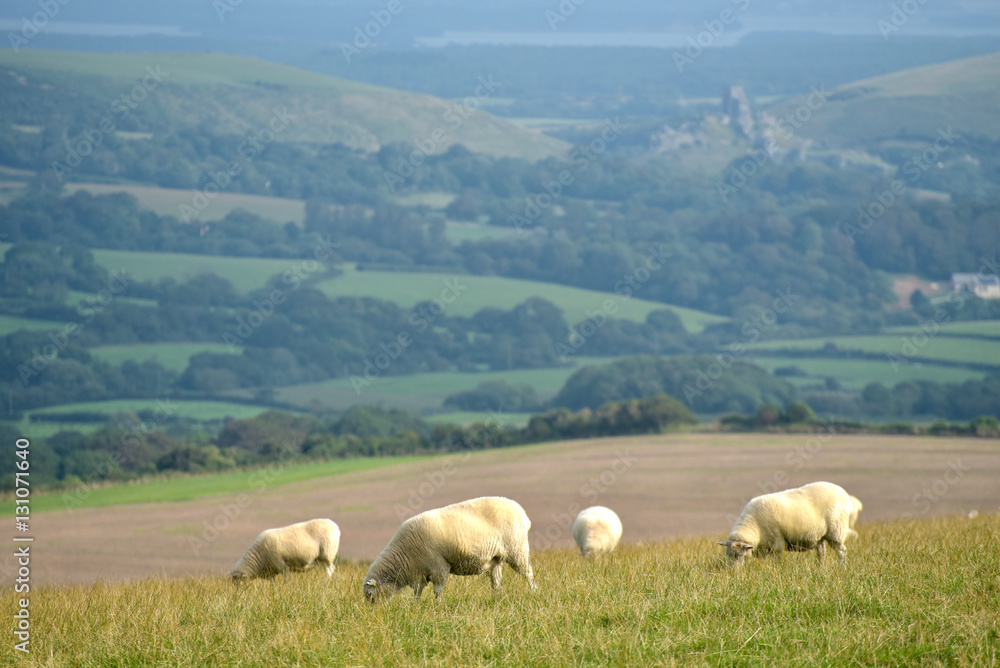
[230,518,340,581]
[363,496,535,602]
[718,481,853,566]
[572,506,622,558]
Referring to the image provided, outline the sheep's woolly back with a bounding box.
[572,506,622,557]
[727,481,852,556]
[231,518,340,579]
[365,496,532,598]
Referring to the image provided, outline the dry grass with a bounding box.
[4,516,998,666]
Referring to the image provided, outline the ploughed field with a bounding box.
[7,433,998,586]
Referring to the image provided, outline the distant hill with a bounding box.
[767,51,1000,146]
[0,49,570,160]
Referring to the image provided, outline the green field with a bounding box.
[67,182,306,224]
[884,320,1000,337]
[320,265,726,331]
[269,362,610,412]
[391,191,457,209]
[443,221,515,243]
[0,313,60,335]
[89,342,240,372]
[426,411,534,428]
[87,248,725,330]
[0,456,421,516]
[29,399,272,422]
[4,516,996,666]
[750,356,988,390]
[91,248,303,293]
[747,334,1000,367]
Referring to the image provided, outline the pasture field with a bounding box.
[426,411,534,428]
[87,248,724,330]
[747,334,1000,367]
[90,248,303,293]
[88,342,240,372]
[0,313,59,335]
[8,433,998,587]
[319,265,726,331]
[443,221,515,243]
[884,319,1000,337]
[2,516,997,666]
[271,361,608,412]
[28,398,271,422]
[66,182,307,224]
[749,356,988,390]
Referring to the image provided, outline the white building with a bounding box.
[952,273,1000,299]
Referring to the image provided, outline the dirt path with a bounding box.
[11,433,999,586]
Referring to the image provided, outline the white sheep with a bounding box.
[718,481,853,566]
[572,506,622,558]
[230,518,340,581]
[363,496,535,601]
[847,494,863,541]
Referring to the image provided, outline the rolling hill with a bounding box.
[767,50,1000,145]
[0,49,570,160]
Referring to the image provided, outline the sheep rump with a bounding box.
[572,506,622,557]
[363,496,534,601]
[718,481,853,566]
[230,518,340,580]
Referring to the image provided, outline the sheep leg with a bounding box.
[815,540,826,564]
[431,573,448,599]
[506,550,536,591]
[490,562,503,590]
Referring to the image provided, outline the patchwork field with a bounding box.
[7,432,997,587]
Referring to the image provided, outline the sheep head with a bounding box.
[363,576,394,603]
[717,540,754,564]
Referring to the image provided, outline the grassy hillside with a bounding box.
[0,48,570,160]
[769,51,1000,145]
[3,516,996,666]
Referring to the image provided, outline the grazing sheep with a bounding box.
[363,496,535,602]
[847,494,863,541]
[572,506,622,558]
[230,518,340,581]
[718,481,853,566]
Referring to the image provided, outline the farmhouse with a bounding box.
[951,273,1000,299]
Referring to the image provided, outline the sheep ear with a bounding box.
[365,578,376,586]
[717,541,731,547]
